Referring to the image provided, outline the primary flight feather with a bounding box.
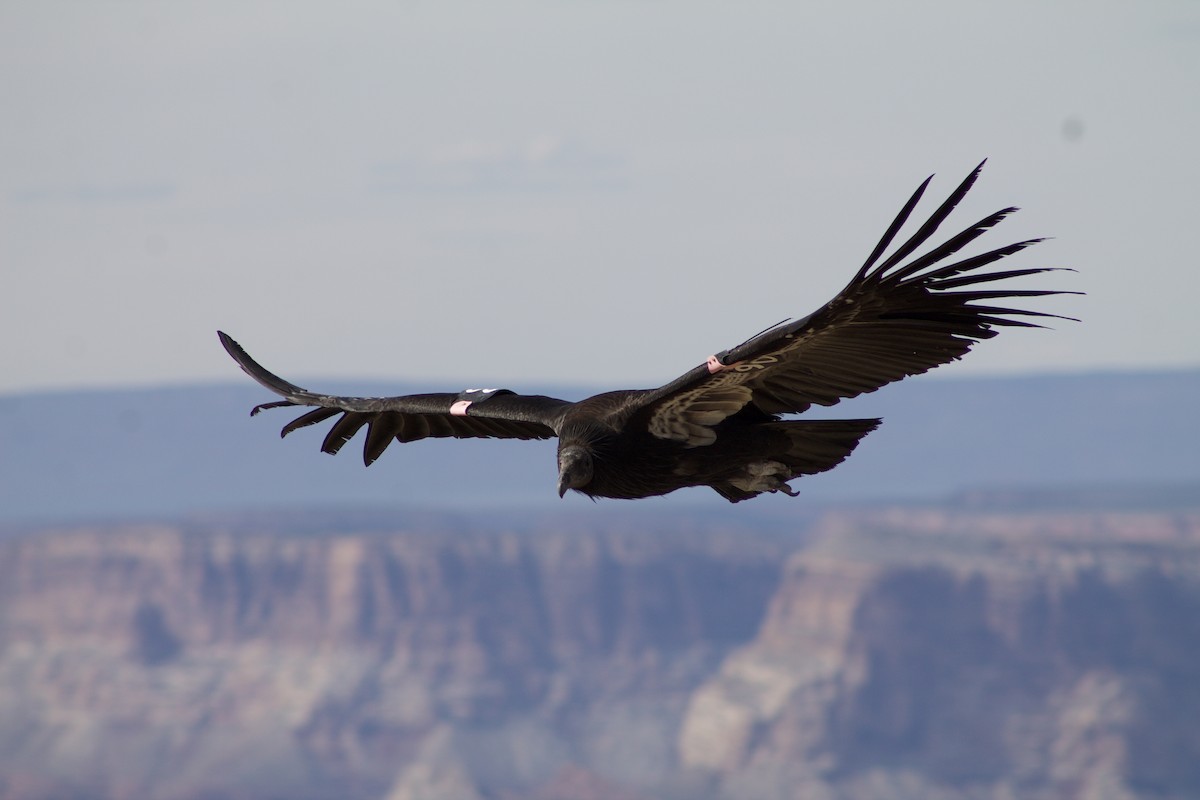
[220,162,1074,503]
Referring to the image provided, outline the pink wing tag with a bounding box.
[707,355,727,374]
[450,388,511,416]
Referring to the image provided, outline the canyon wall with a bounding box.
[682,508,1200,799]
[1,506,1198,799]
[0,520,788,800]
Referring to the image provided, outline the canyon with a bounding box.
[2,500,1198,799]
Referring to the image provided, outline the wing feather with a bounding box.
[638,163,1077,442]
[280,407,340,436]
[219,332,570,465]
[321,413,370,456]
[874,161,986,273]
[363,412,404,464]
[852,174,932,282]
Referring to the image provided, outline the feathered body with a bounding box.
[552,392,879,501]
[219,162,1074,503]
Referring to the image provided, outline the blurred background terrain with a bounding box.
[1,369,1198,799]
[3,369,1198,522]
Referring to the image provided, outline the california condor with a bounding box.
[219,162,1073,502]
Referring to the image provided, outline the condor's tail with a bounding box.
[713,418,880,502]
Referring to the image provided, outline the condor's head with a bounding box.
[556,444,594,498]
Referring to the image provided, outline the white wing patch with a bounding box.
[648,385,753,446]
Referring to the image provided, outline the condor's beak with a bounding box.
[557,475,570,499]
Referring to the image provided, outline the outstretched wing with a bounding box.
[637,161,1077,446]
[219,332,571,465]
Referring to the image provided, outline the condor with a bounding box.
[220,162,1073,503]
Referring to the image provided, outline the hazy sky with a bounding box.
[2,1,1197,396]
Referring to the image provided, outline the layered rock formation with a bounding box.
[1,505,1198,799]
[681,508,1200,799]
[0,517,789,800]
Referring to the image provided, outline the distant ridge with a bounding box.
[1,368,1197,523]
[945,481,1200,512]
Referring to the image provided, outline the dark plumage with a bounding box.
[219,162,1074,503]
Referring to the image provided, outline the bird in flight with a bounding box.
[220,162,1072,503]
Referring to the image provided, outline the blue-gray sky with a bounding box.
[2,1,1197,395]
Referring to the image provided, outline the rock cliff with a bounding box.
[0,517,788,800]
[681,508,1200,799]
[1,505,1198,799]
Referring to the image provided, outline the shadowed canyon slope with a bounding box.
[2,503,1199,799]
